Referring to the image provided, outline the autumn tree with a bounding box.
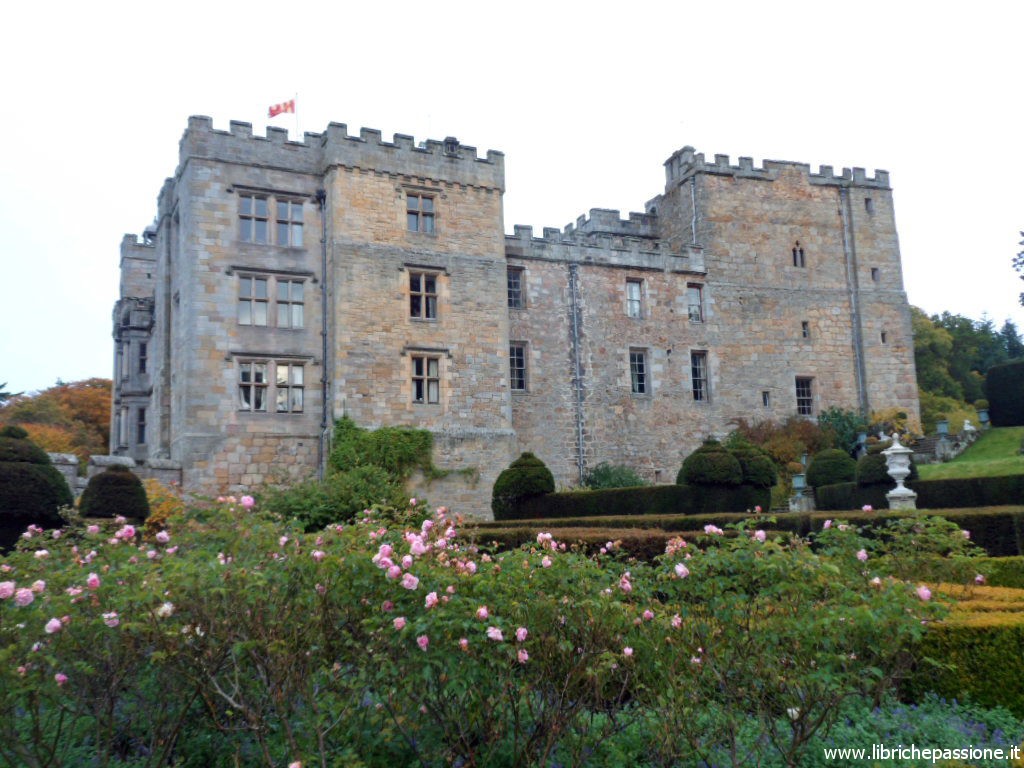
[0,378,111,464]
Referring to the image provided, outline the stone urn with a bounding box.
[882,433,917,510]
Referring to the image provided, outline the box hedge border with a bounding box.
[816,475,1024,512]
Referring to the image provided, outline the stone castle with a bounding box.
[112,116,919,515]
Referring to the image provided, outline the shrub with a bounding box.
[856,452,917,485]
[142,479,186,535]
[806,448,856,488]
[262,465,404,530]
[581,463,647,490]
[677,440,742,486]
[0,429,72,549]
[817,406,868,454]
[986,360,1024,426]
[79,466,150,520]
[730,447,778,488]
[492,452,555,520]
[918,390,979,434]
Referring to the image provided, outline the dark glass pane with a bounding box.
[407,195,420,211]
[254,364,267,383]
[425,276,436,293]
[291,202,303,222]
[414,379,424,402]
[240,386,251,409]
[291,223,302,246]
[408,212,419,231]
[410,274,421,292]
[254,219,267,243]
[240,196,252,215]
[422,197,433,213]
[423,214,435,234]
[277,201,288,220]
[254,198,268,217]
[240,365,251,383]
[255,279,268,299]
[239,219,250,242]
[413,358,423,376]
[277,222,289,244]
[254,388,266,411]
[238,301,252,325]
[410,295,421,317]
[254,303,267,326]
[426,297,437,318]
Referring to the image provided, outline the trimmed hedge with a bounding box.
[473,510,807,535]
[981,556,1024,588]
[904,612,1024,717]
[677,440,742,486]
[808,508,1024,558]
[79,466,150,520]
[817,474,1024,513]
[505,483,770,521]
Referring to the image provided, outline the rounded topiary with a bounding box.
[805,449,857,488]
[0,430,73,549]
[730,447,779,488]
[492,452,555,520]
[0,425,29,439]
[677,440,743,486]
[79,465,150,520]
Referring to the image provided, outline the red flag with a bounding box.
[268,99,295,118]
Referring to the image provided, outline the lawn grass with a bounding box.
[917,426,1024,480]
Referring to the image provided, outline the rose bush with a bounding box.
[0,497,1003,767]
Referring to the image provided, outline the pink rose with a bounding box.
[87,573,101,590]
[311,550,326,562]
[387,565,402,580]
[45,618,63,634]
[425,591,439,609]
[31,580,46,594]
[623,647,634,657]
[102,612,120,628]
[486,626,503,641]
[823,520,832,530]
[240,495,255,509]
[671,614,682,628]
[618,572,632,593]
[459,637,469,651]
[401,573,419,590]
[862,505,874,512]
[0,582,14,600]
[54,673,68,686]
[975,574,986,585]
[416,634,429,651]
[14,588,34,607]
[156,531,171,544]
[515,627,528,642]
[476,606,489,620]
[916,585,932,601]
[675,563,690,579]
[86,525,100,535]
[393,616,407,630]
[856,549,868,563]
[754,530,766,543]
[642,609,654,621]
[517,649,529,664]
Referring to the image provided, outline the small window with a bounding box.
[509,343,527,391]
[412,356,440,404]
[792,241,806,268]
[865,197,875,214]
[239,276,269,326]
[881,331,888,344]
[277,279,305,329]
[239,362,268,412]
[410,272,438,320]
[136,408,146,445]
[687,284,704,322]
[275,363,304,413]
[507,267,525,309]
[239,195,269,244]
[138,342,148,374]
[796,377,814,416]
[691,351,709,402]
[407,193,436,234]
[626,280,643,318]
[871,267,880,282]
[762,390,771,407]
[630,350,648,394]
[801,321,810,339]
[276,200,304,247]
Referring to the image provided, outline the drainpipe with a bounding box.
[568,263,586,484]
[839,187,869,417]
[690,176,698,246]
[316,188,329,480]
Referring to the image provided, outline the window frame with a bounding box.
[238,274,305,329]
[629,349,648,395]
[276,278,305,329]
[238,276,270,327]
[136,408,147,445]
[406,192,436,234]
[237,359,306,415]
[238,361,269,412]
[409,271,439,320]
[626,279,643,319]
[411,355,441,404]
[275,362,305,413]
[792,241,806,268]
[509,343,527,392]
[239,194,270,244]
[138,342,148,374]
[507,267,525,309]
[795,376,815,416]
[687,283,704,323]
[275,199,304,248]
[690,350,709,402]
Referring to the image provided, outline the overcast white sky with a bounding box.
[2,0,1021,395]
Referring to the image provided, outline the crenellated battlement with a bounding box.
[664,146,890,189]
[506,223,704,274]
[179,116,504,190]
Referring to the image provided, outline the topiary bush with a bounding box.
[677,440,742,486]
[492,452,555,520]
[79,466,150,520]
[985,360,1024,427]
[0,429,73,549]
[806,448,857,488]
[856,452,918,486]
[730,447,778,488]
[581,463,647,490]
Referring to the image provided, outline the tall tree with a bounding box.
[1001,319,1024,360]
[1015,231,1024,307]
[911,308,963,400]
[0,382,19,405]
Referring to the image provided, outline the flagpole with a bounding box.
[294,92,299,138]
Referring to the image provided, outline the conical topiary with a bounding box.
[492,452,555,520]
[79,465,150,520]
